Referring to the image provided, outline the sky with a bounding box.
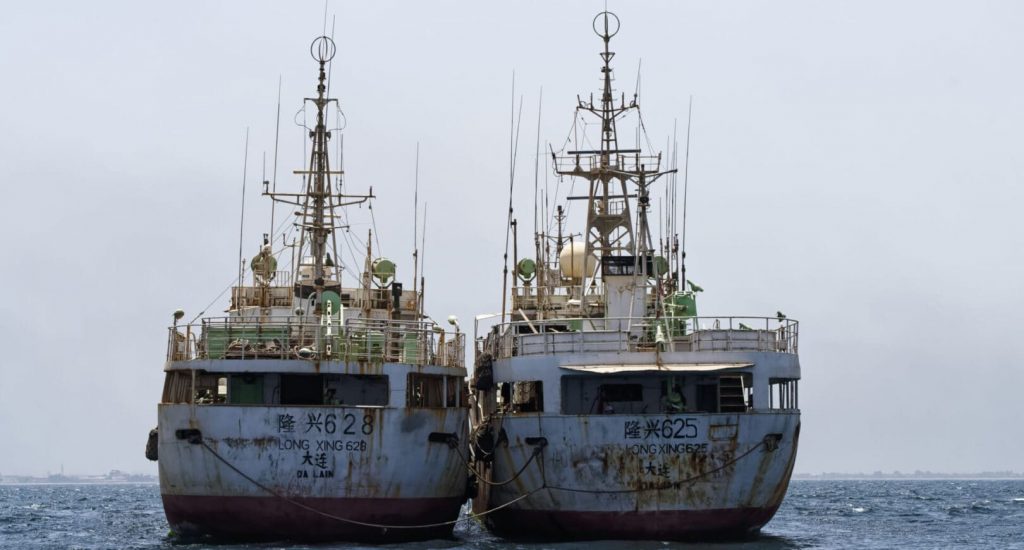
[0,1,1022,477]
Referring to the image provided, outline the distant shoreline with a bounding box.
[793,474,1024,481]
[0,480,159,486]
[0,472,158,485]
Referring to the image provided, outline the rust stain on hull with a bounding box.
[473,412,800,540]
[163,494,463,542]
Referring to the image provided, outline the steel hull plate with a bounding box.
[474,412,799,541]
[163,494,463,542]
[158,404,468,541]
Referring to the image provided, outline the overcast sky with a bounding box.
[1,1,1022,477]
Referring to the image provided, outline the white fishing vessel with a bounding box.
[148,36,468,542]
[468,12,801,540]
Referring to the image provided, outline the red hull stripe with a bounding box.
[162,494,465,542]
[483,505,780,541]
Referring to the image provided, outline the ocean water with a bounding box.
[1,480,1022,549]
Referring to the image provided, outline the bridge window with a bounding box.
[162,372,192,403]
[511,381,544,413]
[229,374,265,404]
[276,374,390,406]
[407,374,463,408]
[446,376,462,408]
[596,383,643,414]
[325,374,388,406]
[769,378,798,410]
[171,372,391,406]
[561,376,663,414]
[280,375,323,405]
[192,374,226,404]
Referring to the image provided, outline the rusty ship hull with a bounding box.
[161,494,463,541]
[469,10,803,542]
[158,384,468,542]
[470,340,802,541]
[152,33,473,543]
[473,407,799,540]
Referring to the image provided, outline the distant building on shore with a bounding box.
[1,470,158,484]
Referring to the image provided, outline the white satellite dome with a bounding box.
[558,242,597,280]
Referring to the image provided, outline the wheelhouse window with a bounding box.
[193,374,226,404]
[597,383,642,414]
[172,372,391,406]
[511,381,543,413]
[446,376,462,408]
[768,378,798,410]
[162,371,192,403]
[600,254,662,277]
[561,376,664,414]
[280,374,323,405]
[407,374,462,408]
[325,374,388,406]
[278,374,389,406]
[229,374,265,404]
[560,373,754,414]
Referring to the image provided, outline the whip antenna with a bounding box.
[236,128,250,294]
[680,96,692,286]
[270,76,282,238]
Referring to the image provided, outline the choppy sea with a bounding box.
[1,480,1022,549]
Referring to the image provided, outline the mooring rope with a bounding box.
[198,432,777,529]
[451,439,542,487]
[199,441,539,530]
[539,436,773,495]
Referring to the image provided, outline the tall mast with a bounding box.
[552,12,675,285]
[307,37,332,286]
[264,36,372,310]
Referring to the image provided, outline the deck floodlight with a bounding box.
[448,315,461,332]
[687,280,704,293]
[173,309,185,320]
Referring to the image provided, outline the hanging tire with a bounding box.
[145,428,159,461]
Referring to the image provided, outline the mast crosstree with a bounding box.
[552,12,675,287]
[263,36,373,310]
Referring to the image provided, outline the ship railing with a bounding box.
[510,284,583,311]
[511,283,678,312]
[483,316,798,359]
[166,316,465,368]
[230,273,295,309]
[552,152,662,176]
